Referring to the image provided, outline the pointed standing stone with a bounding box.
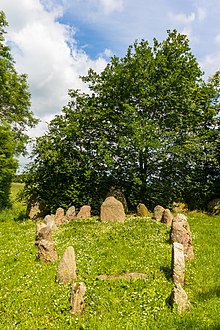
[56,246,77,283]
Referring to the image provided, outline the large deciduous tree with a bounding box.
[0,11,38,208]
[25,30,219,213]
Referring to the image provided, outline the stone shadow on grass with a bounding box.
[160,265,172,281]
[196,285,220,301]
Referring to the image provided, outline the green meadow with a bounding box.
[0,183,219,329]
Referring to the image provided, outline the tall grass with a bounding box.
[0,184,219,329]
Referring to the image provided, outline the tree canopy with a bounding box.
[0,11,38,208]
[25,30,220,213]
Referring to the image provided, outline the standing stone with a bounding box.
[66,206,76,221]
[172,242,185,286]
[27,199,44,220]
[36,223,52,243]
[100,196,125,222]
[106,187,128,213]
[44,214,57,231]
[54,207,67,225]
[56,246,77,283]
[153,205,165,222]
[137,203,149,217]
[71,282,86,314]
[37,239,58,263]
[76,205,91,219]
[170,283,191,314]
[162,209,173,226]
[170,214,194,260]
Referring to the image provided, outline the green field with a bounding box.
[0,184,219,329]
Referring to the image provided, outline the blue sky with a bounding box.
[1,0,220,168]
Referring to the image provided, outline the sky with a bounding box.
[1,0,220,169]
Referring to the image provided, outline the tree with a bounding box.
[25,30,219,213]
[0,11,38,208]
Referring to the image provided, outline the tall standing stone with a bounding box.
[137,203,149,217]
[56,246,77,283]
[76,205,91,219]
[170,214,194,260]
[100,196,125,222]
[172,242,185,286]
[153,205,165,222]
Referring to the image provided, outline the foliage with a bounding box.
[0,11,38,208]
[0,187,220,329]
[25,30,219,213]
[0,125,18,208]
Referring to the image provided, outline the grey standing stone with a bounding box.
[172,242,185,286]
[162,209,173,226]
[56,246,77,283]
[137,203,149,217]
[37,239,58,263]
[76,205,91,219]
[66,206,76,221]
[170,214,194,260]
[170,283,191,314]
[153,205,165,222]
[71,282,86,314]
[100,196,125,222]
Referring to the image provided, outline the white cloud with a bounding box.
[98,0,124,13]
[200,52,220,78]
[197,7,206,21]
[1,0,108,168]
[1,0,107,126]
[168,12,196,25]
[214,34,220,44]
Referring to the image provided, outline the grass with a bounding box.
[0,184,220,329]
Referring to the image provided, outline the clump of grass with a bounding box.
[0,186,220,329]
